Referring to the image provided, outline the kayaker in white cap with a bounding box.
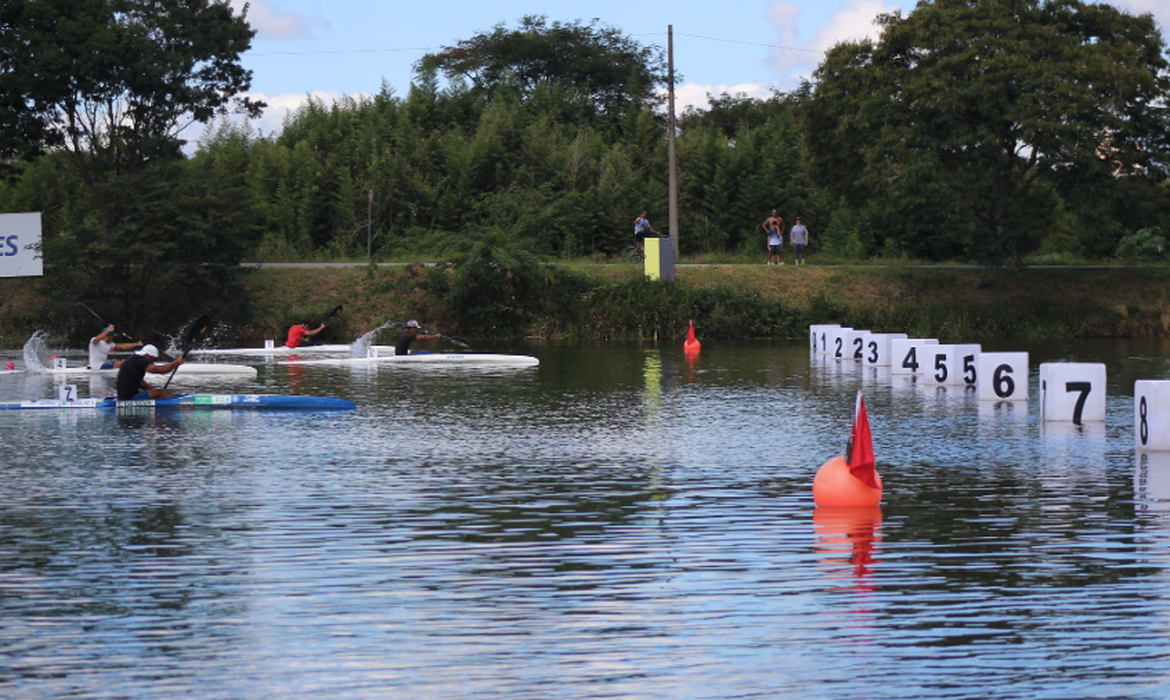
[393,320,442,356]
[114,344,185,401]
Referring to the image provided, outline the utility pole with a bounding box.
[668,25,679,259]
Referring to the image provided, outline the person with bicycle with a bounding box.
[634,211,663,241]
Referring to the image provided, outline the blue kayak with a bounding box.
[0,394,356,411]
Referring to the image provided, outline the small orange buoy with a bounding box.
[813,391,883,507]
[684,320,701,353]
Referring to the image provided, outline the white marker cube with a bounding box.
[842,330,871,363]
[890,338,939,375]
[264,339,275,349]
[826,327,854,361]
[977,352,1029,401]
[922,344,981,386]
[1135,380,1170,451]
[1039,362,1106,423]
[809,324,839,353]
[862,333,908,367]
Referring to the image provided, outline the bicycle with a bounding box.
[621,240,646,264]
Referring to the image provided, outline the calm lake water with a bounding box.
[2,337,1170,699]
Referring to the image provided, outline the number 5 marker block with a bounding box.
[1135,380,1170,451]
[977,352,1029,401]
[923,344,981,386]
[1039,362,1106,423]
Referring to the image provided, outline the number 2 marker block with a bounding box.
[977,352,1029,401]
[1039,362,1106,423]
[1135,380,1170,451]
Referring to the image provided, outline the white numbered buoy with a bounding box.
[890,338,938,375]
[842,329,871,363]
[861,333,908,367]
[1039,362,1106,423]
[921,344,981,386]
[809,324,839,354]
[52,357,68,370]
[977,352,1029,401]
[366,347,379,359]
[57,383,78,404]
[826,327,855,361]
[1135,380,1170,451]
[264,338,275,349]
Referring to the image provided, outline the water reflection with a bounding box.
[2,338,1170,699]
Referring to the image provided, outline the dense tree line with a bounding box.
[3,2,1170,330]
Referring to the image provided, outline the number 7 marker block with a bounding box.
[1039,362,1106,423]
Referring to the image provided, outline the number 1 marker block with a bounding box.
[1039,362,1106,423]
[977,352,1029,401]
[1135,380,1170,451]
[809,324,839,354]
[890,338,939,375]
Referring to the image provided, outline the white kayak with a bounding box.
[42,363,257,378]
[0,393,354,411]
[277,352,539,367]
[193,344,396,357]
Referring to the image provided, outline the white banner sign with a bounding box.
[0,212,43,277]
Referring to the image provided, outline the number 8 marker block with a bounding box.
[1135,380,1170,451]
[1039,362,1106,423]
[977,352,1029,401]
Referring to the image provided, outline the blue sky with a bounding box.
[223,0,1168,138]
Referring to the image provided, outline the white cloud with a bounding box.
[227,0,329,40]
[766,0,906,79]
[237,91,370,138]
[664,83,780,114]
[1107,0,1170,34]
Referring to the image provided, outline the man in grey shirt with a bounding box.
[790,217,810,266]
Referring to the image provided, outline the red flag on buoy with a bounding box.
[845,391,878,489]
[684,320,701,353]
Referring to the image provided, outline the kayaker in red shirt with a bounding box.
[285,320,325,348]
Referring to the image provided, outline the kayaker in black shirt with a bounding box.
[394,320,442,356]
[115,344,185,400]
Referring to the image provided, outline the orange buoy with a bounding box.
[813,391,883,507]
[684,320,701,353]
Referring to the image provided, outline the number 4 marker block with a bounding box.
[890,338,938,375]
[978,352,1029,401]
[1039,362,1106,423]
[1135,380,1170,451]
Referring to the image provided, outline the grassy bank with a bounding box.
[3,263,1169,348]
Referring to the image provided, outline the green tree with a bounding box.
[806,0,1170,265]
[418,15,671,128]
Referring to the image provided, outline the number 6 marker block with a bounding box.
[1039,362,1106,423]
[977,352,1029,401]
[1135,380,1170,451]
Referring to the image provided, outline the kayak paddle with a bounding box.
[386,318,472,350]
[164,315,211,390]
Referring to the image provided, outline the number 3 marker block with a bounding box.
[862,333,908,367]
[977,352,1029,401]
[1039,362,1106,423]
[1135,380,1170,451]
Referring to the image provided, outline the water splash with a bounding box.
[350,321,398,357]
[21,331,50,373]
